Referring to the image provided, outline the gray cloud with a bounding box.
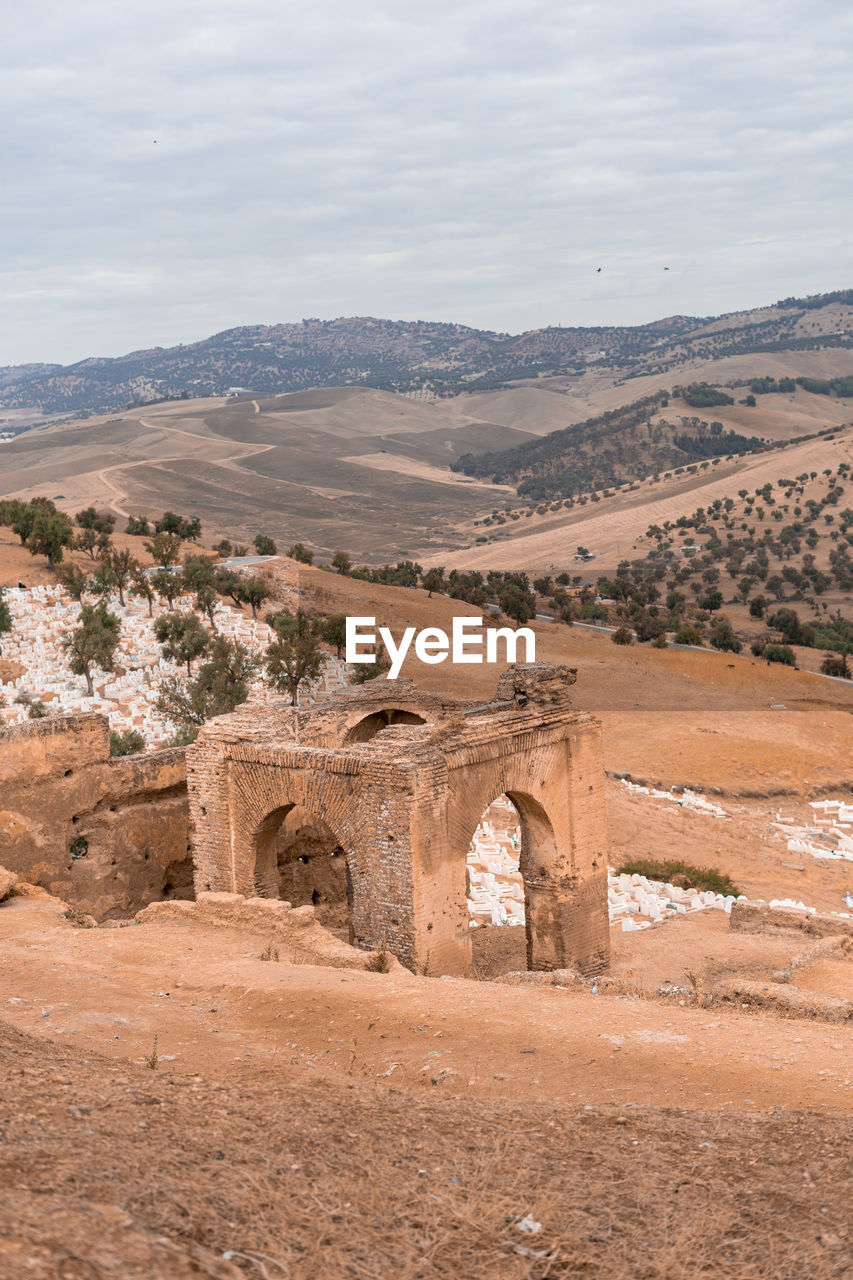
[1,0,851,362]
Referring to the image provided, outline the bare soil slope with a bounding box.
[2,895,852,1279]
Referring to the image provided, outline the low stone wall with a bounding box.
[729,899,853,939]
[0,714,189,919]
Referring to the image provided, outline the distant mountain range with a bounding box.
[2,289,852,419]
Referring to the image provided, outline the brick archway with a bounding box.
[187,663,610,976]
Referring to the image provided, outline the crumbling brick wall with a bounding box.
[0,714,189,919]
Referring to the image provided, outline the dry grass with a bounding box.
[1,1020,850,1279]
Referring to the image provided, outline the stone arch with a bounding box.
[460,788,560,969]
[343,708,427,745]
[225,760,415,958]
[251,802,353,936]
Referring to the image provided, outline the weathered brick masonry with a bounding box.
[0,714,189,917]
[188,662,610,976]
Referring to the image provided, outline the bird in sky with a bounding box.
[595,267,602,273]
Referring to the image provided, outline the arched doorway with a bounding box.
[344,709,426,744]
[252,804,353,940]
[467,794,525,975]
[464,789,561,976]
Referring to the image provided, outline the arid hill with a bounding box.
[1,287,852,418]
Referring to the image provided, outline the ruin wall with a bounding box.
[0,713,189,919]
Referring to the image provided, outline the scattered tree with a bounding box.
[265,610,324,705]
[0,588,12,655]
[63,602,121,697]
[288,541,313,565]
[320,614,347,658]
[145,532,183,569]
[422,568,445,598]
[57,562,90,601]
[238,575,271,619]
[154,611,211,677]
[28,508,74,571]
[156,637,258,738]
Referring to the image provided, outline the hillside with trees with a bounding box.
[1,288,852,418]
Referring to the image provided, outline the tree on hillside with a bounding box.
[499,581,536,625]
[241,575,272,619]
[213,567,246,609]
[331,550,351,575]
[28,508,74,571]
[264,610,324,705]
[287,542,313,564]
[182,555,219,630]
[63,603,121,697]
[131,567,156,616]
[156,637,258,740]
[709,615,742,653]
[145,532,183,569]
[9,500,38,545]
[57,562,90,601]
[155,511,200,540]
[151,567,185,611]
[0,588,12,655]
[422,568,445,598]
[320,613,347,658]
[76,507,115,535]
[75,526,109,560]
[254,534,277,556]
[94,546,138,607]
[154,611,211,677]
[125,515,151,536]
[821,652,851,679]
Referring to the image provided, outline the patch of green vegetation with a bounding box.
[615,858,741,897]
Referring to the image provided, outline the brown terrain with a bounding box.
[3,546,853,1277]
[2,335,853,1277]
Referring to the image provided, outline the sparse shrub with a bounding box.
[616,857,740,896]
[288,542,314,565]
[364,949,391,973]
[762,643,796,666]
[820,653,851,678]
[110,729,146,757]
[611,625,634,645]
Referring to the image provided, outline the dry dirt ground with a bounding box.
[2,893,852,1280]
[2,539,852,1275]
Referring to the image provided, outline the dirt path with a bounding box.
[80,416,280,518]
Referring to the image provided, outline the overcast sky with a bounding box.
[2,0,851,365]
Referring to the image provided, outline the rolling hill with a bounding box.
[1,288,852,420]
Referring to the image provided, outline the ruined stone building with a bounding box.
[188,662,610,976]
[1,662,610,978]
